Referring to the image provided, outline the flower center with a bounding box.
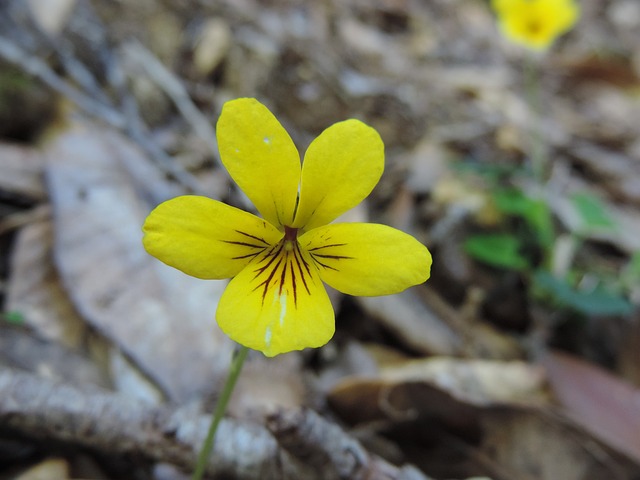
[248,225,311,308]
[284,226,298,242]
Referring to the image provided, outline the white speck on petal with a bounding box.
[279,294,287,327]
[263,136,272,145]
[265,325,272,347]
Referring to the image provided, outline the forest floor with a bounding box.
[0,0,640,479]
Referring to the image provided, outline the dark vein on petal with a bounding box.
[235,230,270,245]
[278,250,288,296]
[254,254,284,306]
[274,198,282,227]
[311,253,354,260]
[221,240,266,249]
[253,243,284,279]
[307,243,347,251]
[309,253,339,271]
[231,252,263,260]
[293,244,311,296]
[289,262,298,307]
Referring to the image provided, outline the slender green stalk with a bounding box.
[191,345,250,480]
[524,57,545,182]
[524,57,555,269]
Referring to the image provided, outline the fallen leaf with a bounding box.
[44,120,233,401]
[480,407,633,480]
[26,0,77,35]
[543,350,640,464]
[0,142,45,201]
[329,357,546,427]
[357,290,462,356]
[6,213,85,348]
[13,457,70,480]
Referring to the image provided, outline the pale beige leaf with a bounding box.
[6,213,85,348]
[44,120,233,401]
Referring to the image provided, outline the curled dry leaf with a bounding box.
[329,357,547,427]
[543,350,640,464]
[43,120,233,401]
[13,457,70,480]
[479,407,635,480]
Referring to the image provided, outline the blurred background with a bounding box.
[0,0,639,479]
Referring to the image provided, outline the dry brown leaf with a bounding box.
[13,457,70,480]
[44,120,233,401]
[0,324,110,390]
[543,350,640,464]
[6,214,86,348]
[329,357,546,427]
[380,357,546,406]
[404,138,451,196]
[357,290,462,356]
[480,407,634,480]
[0,142,45,201]
[193,18,232,77]
[618,317,640,387]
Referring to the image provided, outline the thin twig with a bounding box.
[122,41,220,156]
[0,368,313,479]
[0,34,125,129]
[267,408,432,480]
[0,33,204,194]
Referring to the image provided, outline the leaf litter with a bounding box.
[0,0,639,478]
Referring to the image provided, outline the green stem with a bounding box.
[524,57,545,183]
[524,57,554,269]
[191,345,250,480]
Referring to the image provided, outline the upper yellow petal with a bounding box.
[216,238,335,356]
[299,223,431,296]
[217,98,301,228]
[292,119,384,232]
[143,195,282,279]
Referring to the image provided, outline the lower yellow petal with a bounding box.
[216,239,335,356]
[299,223,432,296]
[143,195,282,279]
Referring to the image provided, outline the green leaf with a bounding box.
[621,251,640,290]
[464,233,530,270]
[2,311,25,325]
[533,271,632,316]
[493,189,554,248]
[493,189,534,216]
[570,192,617,233]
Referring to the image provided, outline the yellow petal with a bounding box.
[216,239,334,356]
[292,119,384,232]
[143,195,282,279]
[492,0,579,50]
[217,98,301,228]
[299,223,431,296]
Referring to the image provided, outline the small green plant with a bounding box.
[463,176,634,317]
[463,1,634,319]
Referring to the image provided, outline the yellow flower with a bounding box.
[143,98,432,357]
[492,0,579,51]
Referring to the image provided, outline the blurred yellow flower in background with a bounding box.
[492,0,580,50]
[143,98,432,357]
